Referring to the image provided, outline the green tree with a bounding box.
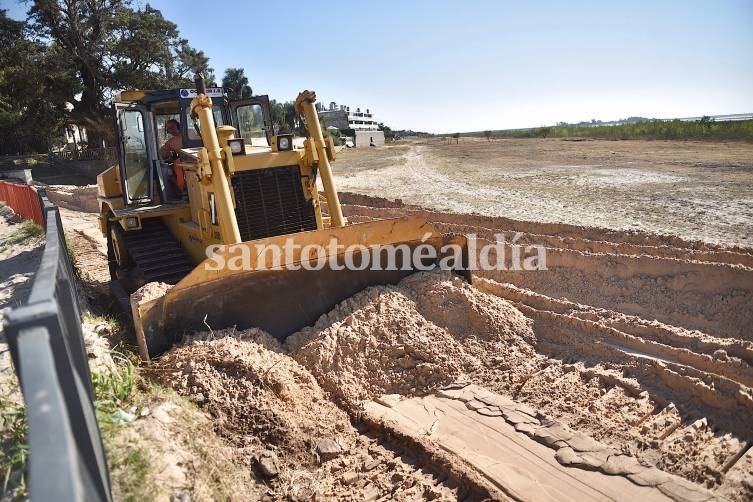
[699,115,714,135]
[452,132,460,144]
[27,0,213,148]
[269,99,306,136]
[222,67,252,99]
[377,122,394,140]
[0,9,72,154]
[483,130,492,141]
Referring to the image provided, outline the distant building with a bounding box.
[64,124,88,148]
[318,101,384,147]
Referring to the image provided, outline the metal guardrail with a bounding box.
[1,148,116,168]
[3,190,112,501]
[50,148,117,163]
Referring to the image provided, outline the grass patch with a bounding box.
[0,397,28,499]
[82,311,125,338]
[12,158,39,167]
[106,440,154,502]
[92,351,155,500]
[92,353,137,417]
[64,234,76,267]
[4,221,43,246]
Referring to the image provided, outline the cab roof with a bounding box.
[117,87,227,105]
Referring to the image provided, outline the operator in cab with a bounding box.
[159,119,186,198]
[159,119,182,160]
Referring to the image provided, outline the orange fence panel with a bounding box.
[0,181,44,227]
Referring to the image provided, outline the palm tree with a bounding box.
[222,67,253,99]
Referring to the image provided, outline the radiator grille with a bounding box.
[231,166,317,241]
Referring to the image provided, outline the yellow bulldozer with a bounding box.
[97,75,469,360]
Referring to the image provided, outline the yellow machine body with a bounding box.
[98,80,469,360]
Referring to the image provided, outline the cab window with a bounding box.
[152,101,182,157]
[188,106,225,141]
[236,104,266,141]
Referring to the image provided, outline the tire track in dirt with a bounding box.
[155,332,490,501]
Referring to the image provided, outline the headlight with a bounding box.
[228,138,246,155]
[125,217,139,229]
[275,134,293,151]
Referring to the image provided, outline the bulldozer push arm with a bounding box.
[189,74,241,244]
[295,90,345,228]
[113,75,470,360]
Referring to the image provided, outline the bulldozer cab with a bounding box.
[112,88,273,206]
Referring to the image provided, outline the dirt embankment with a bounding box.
[341,197,753,341]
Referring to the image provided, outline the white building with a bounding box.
[317,101,383,147]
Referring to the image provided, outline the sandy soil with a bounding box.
[156,332,465,501]
[333,138,753,247]
[0,205,44,399]
[0,206,44,329]
[26,144,753,501]
[333,195,753,500]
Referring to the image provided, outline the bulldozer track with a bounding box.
[116,218,195,287]
[352,425,492,501]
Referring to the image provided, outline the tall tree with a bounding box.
[270,99,306,136]
[377,122,394,140]
[222,67,252,99]
[108,5,213,90]
[26,0,214,148]
[28,0,117,147]
[0,9,73,154]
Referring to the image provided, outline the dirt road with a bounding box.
[334,138,753,247]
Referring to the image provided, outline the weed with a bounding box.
[0,397,28,498]
[92,353,136,415]
[64,235,76,266]
[4,220,43,246]
[82,311,124,337]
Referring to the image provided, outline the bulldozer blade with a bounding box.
[132,216,470,360]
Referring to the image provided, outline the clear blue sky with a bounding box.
[4,0,753,133]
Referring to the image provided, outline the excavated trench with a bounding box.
[333,195,753,500]
[66,190,753,501]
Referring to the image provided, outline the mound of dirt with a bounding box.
[286,271,537,407]
[156,330,459,500]
[158,332,349,460]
